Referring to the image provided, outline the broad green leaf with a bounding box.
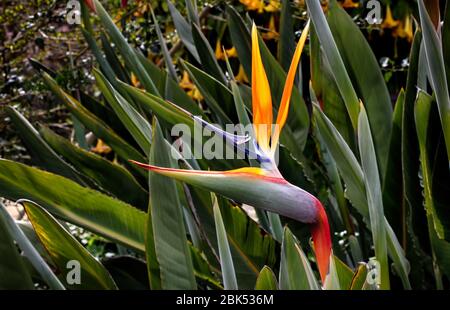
[100,33,132,84]
[23,200,117,290]
[415,92,450,279]
[40,127,148,210]
[5,106,86,186]
[333,256,354,290]
[327,0,392,176]
[443,0,450,91]
[182,60,233,123]
[133,53,205,116]
[279,227,319,290]
[82,28,116,85]
[255,266,278,290]
[118,81,194,127]
[103,256,149,290]
[226,5,251,76]
[350,264,368,290]
[314,106,411,288]
[148,118,197,289]
[401,32,431,288]
[167,0,200,62]
[94,70,152,153]
[192,24,227,84]
[418,0,450,160]
[0,159,146,252]
[188,188,277,289]
[212,195,238,290]
[358,106,390,289]
[278,0,296,72]
[0,205,34,289]
[382,91,405,236]
[93,0,159,95]
[151,8,178,81]
[185,0,199,26]
[42,73,147,167]
[306,0,359,129]
[0,204,66,290]
[310,24,355,149]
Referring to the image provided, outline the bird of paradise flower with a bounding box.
[131,21,332,283]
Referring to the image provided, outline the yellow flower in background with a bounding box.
[261,15,279,40]
[235,65,249,83]
[179,71,203,101]
[91,139,112,155]
[394,15,413,42]
[131,73,140,87]
[225,46,238,58]
[381,5,400,29]
[215,41,239,60]
[264,0,281,12]
[239,0,264,12]
[340,0,359,9]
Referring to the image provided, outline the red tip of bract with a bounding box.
[84,0,96,13]
[310,199,332,284]
[121,0,128,8]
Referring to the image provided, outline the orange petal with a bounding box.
[252,23,273,152]
[271,20,310,151]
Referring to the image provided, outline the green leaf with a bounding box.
[167,0,200,62]
[0,159,146,252]
[40,127,148,210]
[23,200,117,290]
[212,195,238,290]
[415,91,450,278]
[327,0,392,176]
[418,0,450,160]
[42,73,147,167]
[278,0,296,72]
[350,264,368,290]
[133,53,204,116]
[151,8,178,81]
[310,25,355,149]
[306,0,359,129]
[94,70,152,154]
[382,91,405,236]
[226,5,252,77]
[401,32,431,288]
[185,0,199,26]
[279,227,319,290]
[191,24,227,84]
[103,256,149,290]
[148,118,197,289]
[5,106,86,185]
[118,81,194,127]
[443,0,450,91]
[333,256,354,290]
[93,0,159,95]
[255,266,278,290]
[188,189,277,289]
[314,106,411,288]
[182,60,233,123]
[0,205,34,289]
[358,105,390,289]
